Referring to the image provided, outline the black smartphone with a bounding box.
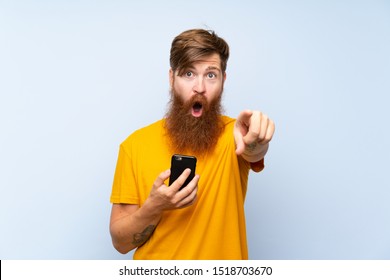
[169,154,197,190]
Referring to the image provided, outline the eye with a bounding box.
[207,72,216,79]
[185,71,193,77]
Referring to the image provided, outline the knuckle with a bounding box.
[247,130,259,140]
[171,196,180,205]
[188,186,195,196]
[270,120,275,130]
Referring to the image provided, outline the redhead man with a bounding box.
[109,29,275,259]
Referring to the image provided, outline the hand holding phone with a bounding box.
[169,154,197,190]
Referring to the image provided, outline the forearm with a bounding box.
[110,200,163,254]
[241,142,269,163]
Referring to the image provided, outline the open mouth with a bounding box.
[191,102,203,117]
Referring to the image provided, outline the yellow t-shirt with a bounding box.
[110,116,264,259]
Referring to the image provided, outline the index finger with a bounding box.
[243,111,261,144]
[236,110,253,127]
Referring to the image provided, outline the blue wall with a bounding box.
[1,0,389,259]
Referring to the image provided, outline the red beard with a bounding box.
[164,90,224,156]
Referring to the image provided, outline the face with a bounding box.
[169,53,226,118]
[165,53,226,155]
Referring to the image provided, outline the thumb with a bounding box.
[235,109,253,155]
[235,130,246,155]
[154,169,171,187]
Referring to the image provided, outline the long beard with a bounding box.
[164,89,224,156]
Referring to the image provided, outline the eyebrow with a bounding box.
[205,66,221,72]
[178,65,221,75]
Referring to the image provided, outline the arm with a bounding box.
[109,203,161,254]
[234,110,275,163]
[109,169,199,254]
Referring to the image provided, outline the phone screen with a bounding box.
[169,154,197,189]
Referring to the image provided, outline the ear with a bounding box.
[169,68,174,88]
[223,71,227,82]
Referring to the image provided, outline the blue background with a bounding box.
[1,0,389,259]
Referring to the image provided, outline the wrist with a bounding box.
[141,198,164,221]
[242,143,268,162]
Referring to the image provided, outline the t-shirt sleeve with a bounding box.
[250,158,265,173]
[110,143,140,205]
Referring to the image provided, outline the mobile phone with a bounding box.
[169,154,197,190]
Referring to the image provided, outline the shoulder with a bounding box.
[220,115,235,123]
[220,115,236,130]
[121,119,165,148]
[132,119,165,137]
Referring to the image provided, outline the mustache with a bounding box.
[171,91,207,105]
[169,91,212,116]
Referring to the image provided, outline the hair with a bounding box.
[169,29,230,76]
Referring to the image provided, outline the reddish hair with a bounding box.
[170,29,230,75]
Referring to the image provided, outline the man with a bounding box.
[109,29,275,260]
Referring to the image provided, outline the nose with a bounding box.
[193,76,206,94]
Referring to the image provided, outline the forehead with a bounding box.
[176,53,222,74]
[191,53,221,69]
